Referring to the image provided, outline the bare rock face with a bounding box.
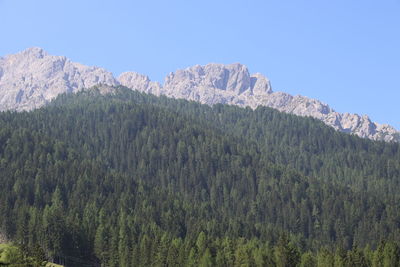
[119,63,273,106]
[162,63,270,100]
[119,63,399,142]
[250,73,273,95]
[0,48,398,142]
[118,72,162,96]
[0,47,118,111]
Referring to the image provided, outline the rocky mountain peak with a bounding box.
[115,62,398,142]
[250,73,272,95]
[0,48,398,142]
[118,72,162,95]
[22,47,47,58]
[0,47,118,111]
[164,63,252,95]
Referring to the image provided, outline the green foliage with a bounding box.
[274,235,300,267]
[0,243,48,266]
[0,87,400,266]
[300,251,316,267]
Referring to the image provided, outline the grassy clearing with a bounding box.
[0,243,21,265]
[0,243,63,267]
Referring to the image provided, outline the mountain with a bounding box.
[0,47,398,142]
[1,87,400,266]
[120,64,399,142]
[0,47,118,111]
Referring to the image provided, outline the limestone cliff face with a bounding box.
[120,63,399,142]
[119,63,273,106]
[0,48,398,142]
[0,47,118,111]
[118,72,162,96]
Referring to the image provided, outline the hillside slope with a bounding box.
[0,87,399,266]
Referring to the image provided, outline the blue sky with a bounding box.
[1,0,399,129]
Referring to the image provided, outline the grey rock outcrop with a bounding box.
[118,72,162,96]
[0,48,398,142]
[0,47,118,111]
[120,63,273,106]
[120,63,399,142]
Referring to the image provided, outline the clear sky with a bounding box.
[1,0,399,129]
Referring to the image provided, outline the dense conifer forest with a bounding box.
[0,86,399,266]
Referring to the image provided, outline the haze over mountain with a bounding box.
[0,47,398,142]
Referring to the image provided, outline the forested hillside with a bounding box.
[0,86,399,266]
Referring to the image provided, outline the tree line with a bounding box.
[0,87,399,266]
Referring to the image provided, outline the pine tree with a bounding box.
[274,235,300,267]
[300,251,316,267]
[199,248,213,267]
[383,242,400,267]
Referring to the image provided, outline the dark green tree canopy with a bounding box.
[0,86,399,266]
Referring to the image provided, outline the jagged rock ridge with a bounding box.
[0,47,118,110]
[0,48,398,142]
[120,64,399,142]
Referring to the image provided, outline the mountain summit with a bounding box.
[0,47,118,110]
[0,48,398,142]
